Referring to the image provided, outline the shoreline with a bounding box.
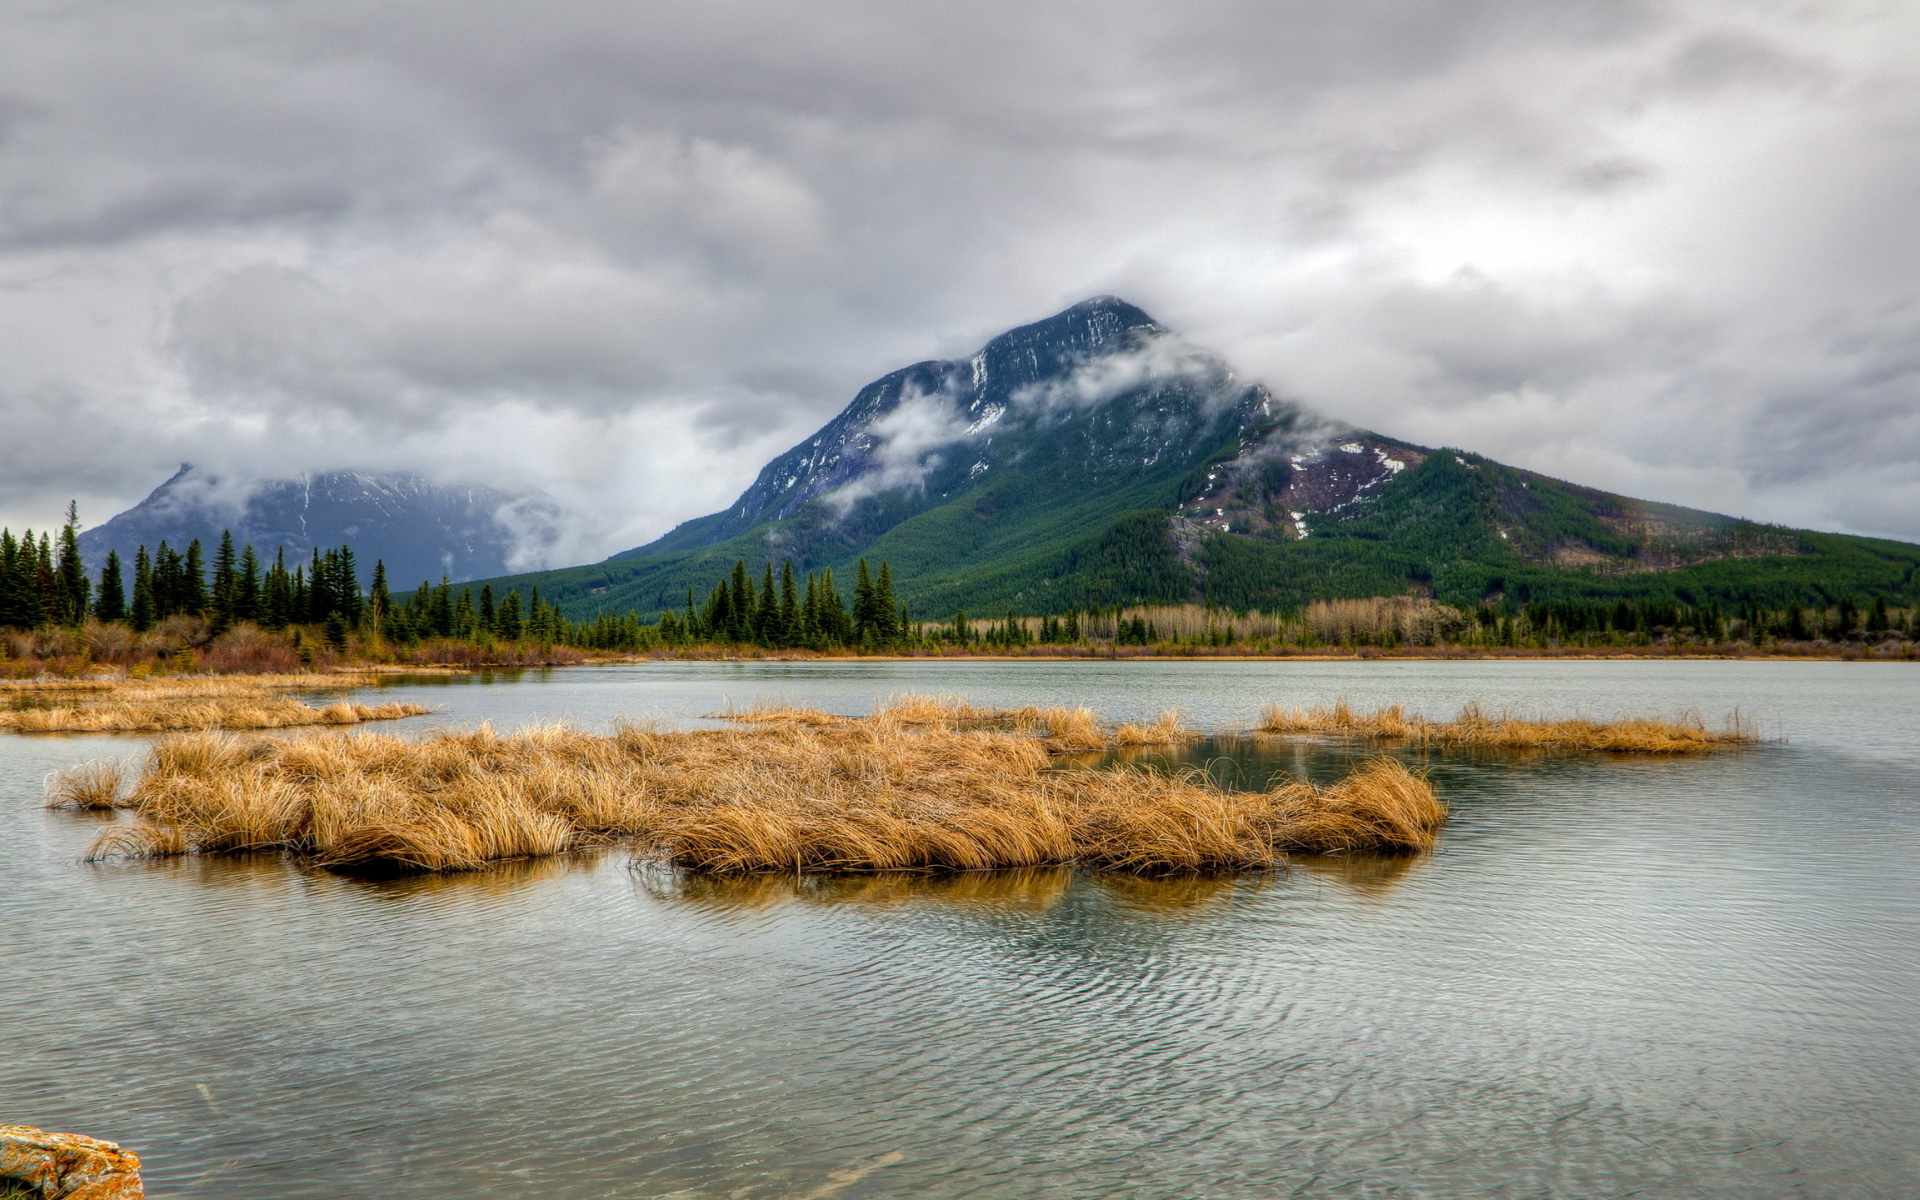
[5,646,1911,686]
[377,646,1911,667]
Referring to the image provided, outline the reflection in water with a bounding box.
[1287,850,1426,896]
[637,864,1079,912]
[1089,870,1257,913]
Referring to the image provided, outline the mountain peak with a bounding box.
[611,296,1272,563]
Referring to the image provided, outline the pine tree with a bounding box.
[873,561,898,642]
[308,549,331,623]
[56,502,89,625]
[263,549,292,629]
[429,576,452,636]
[336,546,362,625]
[498,591,524,640]
[34,533,59,626]
[453,589,477,638]
[130,546,155,631]
[728,560,752,643]
[754,563,777,644]
[478,584,495,633]
[95,551,126,622]
[150,541,176,618]
[852,558,876,640]
[367,560,391,627]
[778,561,799,648]
[802,572,820,647]
[182,539,208,614]
[0,530,22,628]
[210,531,239,631]
[528,587,548,642]
[236,545,262,622]
[819,567,849,645]
[290,566,309,621]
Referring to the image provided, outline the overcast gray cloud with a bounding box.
[1,0,1915,554]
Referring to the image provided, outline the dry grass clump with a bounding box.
[0,674,426,732]
[1257,701,1759,752]
[87,708,1443,875]
[46,760,124,809]
[724,694,1194,754]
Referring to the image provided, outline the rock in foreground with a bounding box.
[0,1125,143,1199]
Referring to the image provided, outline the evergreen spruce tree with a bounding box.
[702,578,728,640]
[528,587,548,643]
[56,502,89,625]
[236,545,262,622]
[130,547,155,632]
[210,531,238,630]
[150,541,175,618]
[0,530,23,628]
[728,560,752,643]
[778,561,799,648]
[498,591,524,640]
[308,549,331,623]
[290,566,309,621]
[873,561,898,642]
[95,551,126,623]
[337,546,363,625]
[182,539,208,614]
[432,577,455,637]
[818,566,848,645]
[263,549,292,630]
[753,563,777,645]
[853,558,877,642]
[453,589,477,639]
[34,534,59,626]
[478,584,495,633]
[368,560,391,627]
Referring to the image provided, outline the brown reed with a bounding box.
[87,705,1444,875]
[1256,700,1759,752]
[722,695,1193,754]
[45,760,124,809]
[0,675,428,733]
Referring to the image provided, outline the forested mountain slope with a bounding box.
[479,298,1920,619]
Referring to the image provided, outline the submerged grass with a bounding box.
[1256,701,1760,752]
[86,698,1443,876]
[1,675,428,733]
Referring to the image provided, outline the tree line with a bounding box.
[3,505,1913,655]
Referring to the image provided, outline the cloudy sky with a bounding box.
[3,0,1916,558]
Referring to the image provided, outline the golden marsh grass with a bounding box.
[87,701,1444,875]
[1,674,428,733]
[1256,701,1760,752]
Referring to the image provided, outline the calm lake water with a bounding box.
[4,660,1917,1199]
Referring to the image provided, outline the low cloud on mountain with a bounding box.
[1,0,1915,553]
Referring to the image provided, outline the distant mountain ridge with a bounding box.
[471,296,1920,617]
[80,467,563,586]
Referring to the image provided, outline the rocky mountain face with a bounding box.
[619,296,1353,565]
[80,467,563,586]
[485,297,1916,618]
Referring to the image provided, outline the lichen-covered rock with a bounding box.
[0,1125,143,1199]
